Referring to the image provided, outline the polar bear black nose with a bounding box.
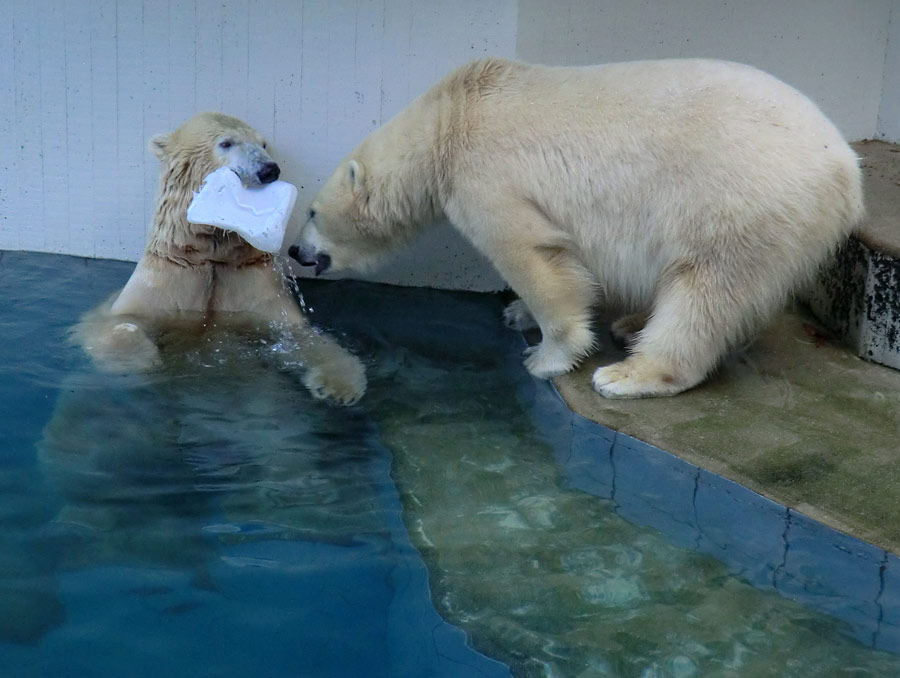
[257,162,280,184]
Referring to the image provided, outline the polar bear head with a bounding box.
[149,112,280,188]
[290,117,443,276]
[289,158,394,275]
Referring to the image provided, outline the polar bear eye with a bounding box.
[308,209,317,220]
[262,141,268,150]
[219,140,233,150]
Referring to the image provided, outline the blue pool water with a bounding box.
[2,250,900,677]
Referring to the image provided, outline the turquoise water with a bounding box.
[2,250,899,677]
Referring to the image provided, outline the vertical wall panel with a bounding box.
[0,2,15,248]
[244,0,279,143]
[349,0,388,143]
[323,1,371,171]
[19,2,47,252]
[269,0,303,182]
[877,1,900,141]
[37,0,64,254]
[115,0,147,254]
[194,0,224,112]
[64,0,95,256]
[298,0,335,180]
[89,0,119,255]
[141,0,170,230]
[219,0,251,122]
[166,0,197,124]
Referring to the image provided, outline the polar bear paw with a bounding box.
[592,357,686,399]
[109,322,147,348]
[302,357,367,406]
[86,322,161,374]
[523,341,578,379]
[503,299,539,331]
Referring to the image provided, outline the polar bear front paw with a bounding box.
[302,357,367,406]
[591,357,685,399]
[503,299,539,331]
[522,341,577,379]
[88,322,161,374]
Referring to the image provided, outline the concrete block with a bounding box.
[806,140,900,371]
[807,235,900,369]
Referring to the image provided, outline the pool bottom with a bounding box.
[1,250,899,677]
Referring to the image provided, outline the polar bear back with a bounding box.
[438,58,862,307]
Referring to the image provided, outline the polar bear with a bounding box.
[77,112,366,404]
[290,58,863,398]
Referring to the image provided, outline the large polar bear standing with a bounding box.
[78,112,366,404]
[290,58,863,398]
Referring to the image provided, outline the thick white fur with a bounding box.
[76,112,366,405]
[296,58,864,398]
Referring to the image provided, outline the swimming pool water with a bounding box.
[2,250,899,677]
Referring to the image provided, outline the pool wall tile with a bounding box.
[775,511,886,645]
[693,472,788,588]
[876,561,900,651]
[610,434,702,550]
[529,376,899,656]
[563,416,616,499]
[877,622,900,655]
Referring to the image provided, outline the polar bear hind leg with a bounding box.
[593,258,762,398]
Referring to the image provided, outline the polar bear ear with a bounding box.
[149,133,171,159]
[347,160,366,196]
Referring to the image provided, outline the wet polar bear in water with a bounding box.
[77,112,366,404]
[290,58,863,398]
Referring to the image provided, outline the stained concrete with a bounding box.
[807,141,900,369]
[553,140,900,555]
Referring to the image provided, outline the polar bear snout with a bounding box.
[216,137,280,187]
[288,244,316,266]
[291,220,335,275]
[256,162,280,184]
[288,244,332,276]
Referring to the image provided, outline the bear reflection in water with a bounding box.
[20,329,382,644]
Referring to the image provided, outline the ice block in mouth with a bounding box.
[186,167,298,253]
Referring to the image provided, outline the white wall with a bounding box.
[517,0,892,142]
[878,1,900,141]
[0,0,515,289]
[1,0,898,290]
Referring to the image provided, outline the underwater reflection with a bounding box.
[309,280,900,678]
[365,350,900,677]
[25,329,383,642]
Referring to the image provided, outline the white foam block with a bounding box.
[186,167,298,253]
